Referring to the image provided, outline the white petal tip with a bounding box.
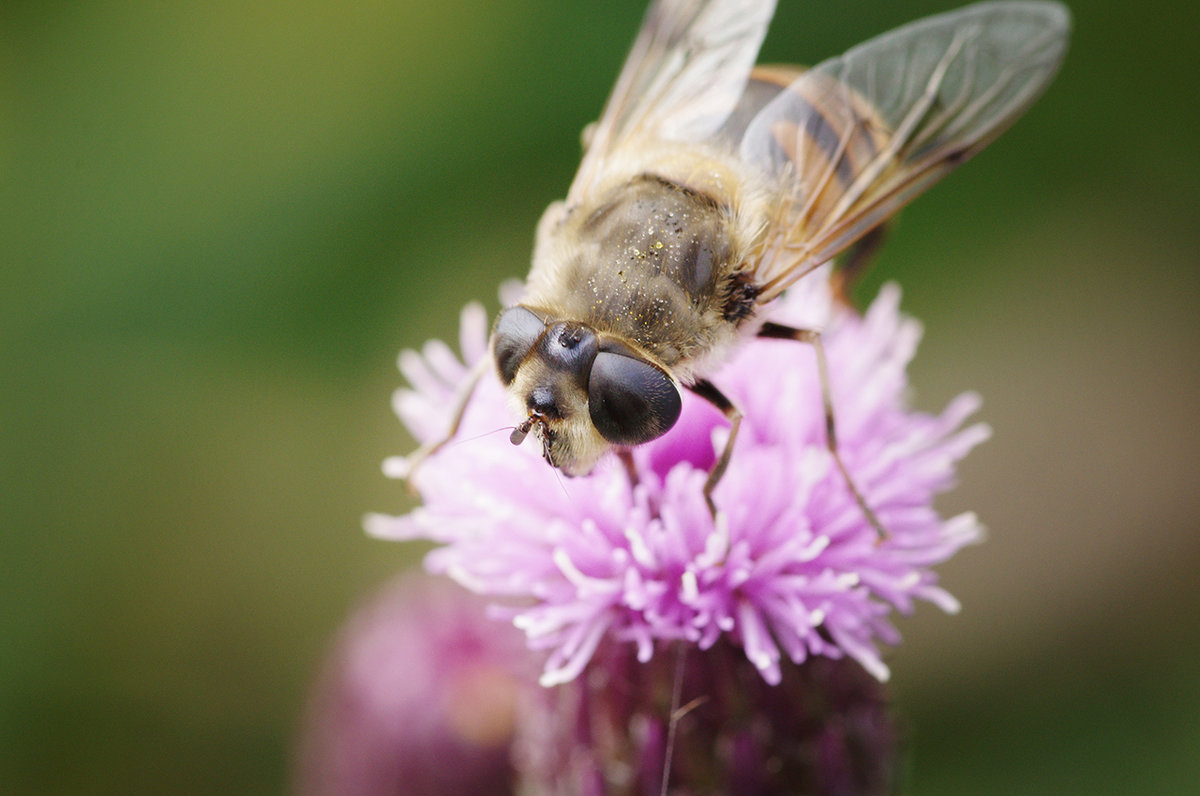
[362,512,407,540]
[538,670,570,688]
[361,513,386,535]
[382,455,413,479]
[863,658,891,682]
[680,570,699,601]
[461,301,487,323]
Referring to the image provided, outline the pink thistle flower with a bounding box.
[293,575,537,796]
[366,269,988,687]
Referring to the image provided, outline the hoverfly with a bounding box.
[415,0,1069,528]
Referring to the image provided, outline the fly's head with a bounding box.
[492,305,682,476]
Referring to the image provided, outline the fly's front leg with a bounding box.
[758,321,889,539]
[616,447,639,492]
[403,355,489,494]
[688,379,742,518]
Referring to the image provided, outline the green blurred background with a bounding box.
[2,1,1196,792]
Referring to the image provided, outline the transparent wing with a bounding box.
[567,0,777,205]
[738,1,1071,299]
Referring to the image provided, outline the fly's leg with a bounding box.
[830,224,888,306]
[616,448,640,492]
[758,321,889,539]
[403,355,489,493]
[688,379,743,518]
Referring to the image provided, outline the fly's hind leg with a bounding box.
[402,355,490,493]
[758,321,889,539]
[831,224,888,306]
[688,379,743,518]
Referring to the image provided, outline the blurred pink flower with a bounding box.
[294,575,536,796]
[367,270,987,687]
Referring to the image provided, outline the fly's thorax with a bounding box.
[523,155,771,377]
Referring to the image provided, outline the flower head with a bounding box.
[514,638,898,794]
[294,575,537,796]
[367,270,988,686]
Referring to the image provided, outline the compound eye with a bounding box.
[587,350,681,445]
[492,306,546,385]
